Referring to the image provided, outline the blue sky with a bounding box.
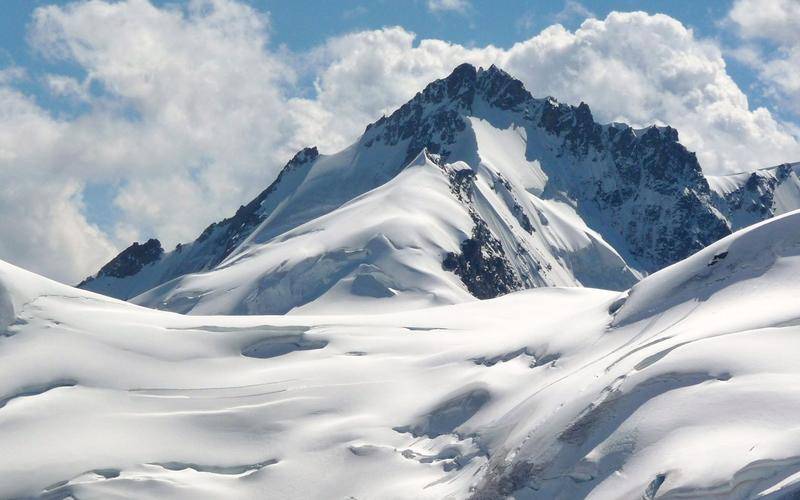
[0,0,799,282]
[0,1,736,50]
[0,0,773,118]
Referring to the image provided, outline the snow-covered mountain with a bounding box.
[78,64,796,315]
[709,161,800,230]
[7,209,800,498]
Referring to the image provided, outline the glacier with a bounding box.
[4,208,800,498]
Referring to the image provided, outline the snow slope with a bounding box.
[79,64,743,315]
[132,151,479,315]
[127,147,635,315]
[7,209,800,498]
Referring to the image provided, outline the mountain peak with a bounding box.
[446,62,478,85]
[287,146,319,169]
[441,63,519,88]
[432,62,532,110]
[479,63,512,80]
[360,63,537,159]
[79,238,163,286]
[78,64,797,318]
[476,64,530,110]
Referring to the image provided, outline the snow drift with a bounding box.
[6,209,800,498]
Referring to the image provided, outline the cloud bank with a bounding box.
[1,0,798,282]
[727,0,800,117]
[426,0,471,14]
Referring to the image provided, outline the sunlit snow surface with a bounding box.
[4,212,800,499]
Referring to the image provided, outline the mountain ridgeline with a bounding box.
[78,63,800,315]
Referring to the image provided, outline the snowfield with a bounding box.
[5,210,800,498]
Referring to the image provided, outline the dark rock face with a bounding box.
[724,170,781,218]
[446,166,476,203]
[81,239,163,284]
[596,125,730,271]
[711,163,798,231]
[528,91,731,271]
[441,162,523,299]
[443,220,522,299]
[478,65,530,110]
[539,99,604,156]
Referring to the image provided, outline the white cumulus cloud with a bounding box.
[299,13,800,174]
[426,0,471,14]
[727,0,800,117]
[2,0,303,281]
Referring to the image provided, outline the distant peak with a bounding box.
[79,238,163,285]
[479,63,511,80]
[287,146,319,168]
[448,63,478,81]
[442,62,521,91]
[443,63,478,98]
[426,63,532,110]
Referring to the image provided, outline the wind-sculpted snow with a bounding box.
[613,208,800,327]
[8,211,800,498]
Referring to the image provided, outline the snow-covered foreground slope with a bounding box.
[7,210,800,498]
